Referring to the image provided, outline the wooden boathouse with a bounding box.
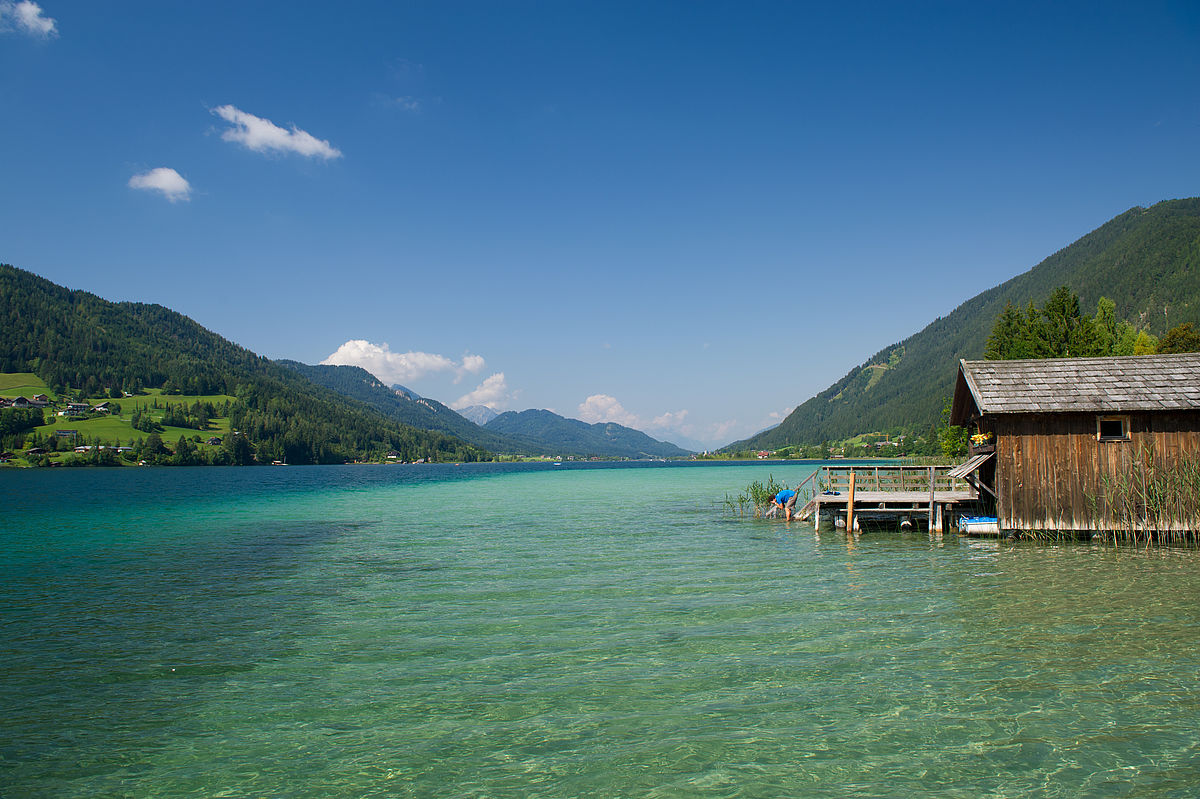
[950,353,1200,533]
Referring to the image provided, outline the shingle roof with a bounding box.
[958,353,1200,415]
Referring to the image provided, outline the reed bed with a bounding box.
[724,474,798,519]
[1086,444,1200,545]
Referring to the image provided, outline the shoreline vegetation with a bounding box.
[1,371,933,469]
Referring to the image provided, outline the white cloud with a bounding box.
[0,1,56,37]
[577,394,642,428]
[767,406,795,421]
[322,340,473,384]
[577,394,699,438]
[571,392,740,447]
[453,373,512,410]
[454,353,486,382]
[708,419,740,443]
[128,167,191,203]
[212,104,342,160]
[393,96,421,112]
[651,409,689,429]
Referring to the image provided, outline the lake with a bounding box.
[3,461,1199,797]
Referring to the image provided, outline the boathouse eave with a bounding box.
[949,360,983,427]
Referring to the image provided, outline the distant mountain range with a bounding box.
[728,198,1200,451]
[0,263,692,463]
[486,409,692,459]
[277,361,540,454]
[0,264,487,464]
[285,362,692,458]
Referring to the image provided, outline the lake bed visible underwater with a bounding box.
[3,461,1199,797]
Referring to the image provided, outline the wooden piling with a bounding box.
[927,466,935,532]
[846,471,857,534]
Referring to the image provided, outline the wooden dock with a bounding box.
[795,464,979,532]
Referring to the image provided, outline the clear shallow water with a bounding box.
[3,461,1199,798]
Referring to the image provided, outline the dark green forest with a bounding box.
[984,286,1200,360]
[729,198,1200,452]
[0,264,488,465]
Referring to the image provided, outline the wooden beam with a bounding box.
[846,471,857,534]
[928,466,935,533]
[965,474,997,500]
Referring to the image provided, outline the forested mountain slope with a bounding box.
[486,409,692,458]
[0,264,487,464]
[728,198,1200,451]
[278,361,546,454]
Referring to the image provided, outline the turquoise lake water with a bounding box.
[3,461,1199,797]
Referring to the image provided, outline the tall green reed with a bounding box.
[1086,443,1200,545]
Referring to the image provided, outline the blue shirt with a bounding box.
[775,489,796,504]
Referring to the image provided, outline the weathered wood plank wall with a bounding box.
[992,411,1200,531]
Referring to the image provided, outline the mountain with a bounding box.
[457,404,499,426]
[0,264,488,464]
[280,363,689,457]
[279,361,542,454]
[651,430,714,454]
[485,409,692,458]
[728,198,1200,451]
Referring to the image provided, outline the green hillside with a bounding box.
[729,198,1200,451]
[277,361,547,455]
[0,264,487,464]
[486,409,692,458]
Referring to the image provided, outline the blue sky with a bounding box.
[3,2,1199,448]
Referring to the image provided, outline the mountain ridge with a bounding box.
[486,409,692,458]
[727,198,1200,451]
[281,362,692,458]
[457,404,499,426]
[0,264,487,464]
[278,361,545,454]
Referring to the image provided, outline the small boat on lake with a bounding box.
[958,515,999,535]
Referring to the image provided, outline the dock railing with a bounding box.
[797,463,979,532]
[817,464,971,494]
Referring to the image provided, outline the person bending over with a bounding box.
[771,487,799,521]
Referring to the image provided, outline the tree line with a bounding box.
[0,264,490,465]
[985,287,1200,360]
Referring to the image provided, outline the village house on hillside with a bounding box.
[0,394,50,408]
[950,353,1200,533]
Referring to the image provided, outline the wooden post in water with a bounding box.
[927,466,935,533]
[846,471,857,534]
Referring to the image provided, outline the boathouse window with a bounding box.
[1097,416,1129,441]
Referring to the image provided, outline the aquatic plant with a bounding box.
[724,474,788,518]
[722,492,750,518]
[1085,443,1200,545]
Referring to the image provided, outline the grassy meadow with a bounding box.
[0,372,55,398]
[2,374,237,466]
